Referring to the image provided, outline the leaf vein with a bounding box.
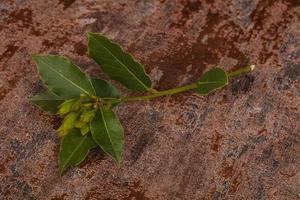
[38,58,91,95]
[100,108,117,160]
[90,40,149,90]
[61,136,87,172]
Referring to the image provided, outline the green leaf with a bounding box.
[88,33,152,92]
[90,78,121,98]
[59,129,97,174]
[195,68,228,95]
[29,90,65,113]
[32,55,95,99]
[90,107,124,163]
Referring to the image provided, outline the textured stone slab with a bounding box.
[0,0,299,199]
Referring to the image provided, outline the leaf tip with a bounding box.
[58,152,68,175]
[87,32,94,36]
[59,166,66,175]
[87,32,107,44]
[116,161,122,168]
[28,96,38,105]
[112,151,123,166]
[28,95,34,102]
[32,54,42,62]
[87,32,99,40]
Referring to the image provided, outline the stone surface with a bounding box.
[0,0,299,199]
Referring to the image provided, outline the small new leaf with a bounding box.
[57,99,76,116]
[59,129,97,174]
[88,33,152,92]
[57,112,79,137]
[80,109,96,123]
[196,68,228,95]
[33,55,95,99]
[29,90,64,113]
[80,124,90,136]
[90,107,124,164]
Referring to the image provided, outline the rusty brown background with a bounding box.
[0,0,299,199]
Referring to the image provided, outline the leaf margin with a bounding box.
[195,67,229,95]
[32,54,95,99]
[29,89,65,113]
[87,32,152,92]
[90,107,124,164]
[58,129,97,174]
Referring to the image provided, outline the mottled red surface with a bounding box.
[0,0,299,199]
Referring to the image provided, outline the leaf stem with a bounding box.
[227,65,255,80]
[121,83,199,102]
[106,65,255,104]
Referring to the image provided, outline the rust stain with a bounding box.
[248,0,295,64]
[171,0,202,27]
[6,8,41,36]
[51,194,67,200]
[54,36,70,48]
[42,40,55,49]
[151,9,249,90]
[7,8,33,28]
[258,128,268,135]
[219,94,229,104]
[0,87,10,101]
[221,160,235,179]
[59,0,77,10]
[0,44,19,63]
[122,181,149,200]
[84,187,99,200]
[211,131,223,152]
[84,181,145,200]
[145,11,222,89]
[30,177,39,185]
[0,163,6,174]
[0,156,13,174]
[73,41,87,56]
[279,170,297,178]
[176,113,184,125]
[229,172,243,194]
[42,36,70,49]
[0,91,6,101]
[0,76,19,101]
[284,0,300,7]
